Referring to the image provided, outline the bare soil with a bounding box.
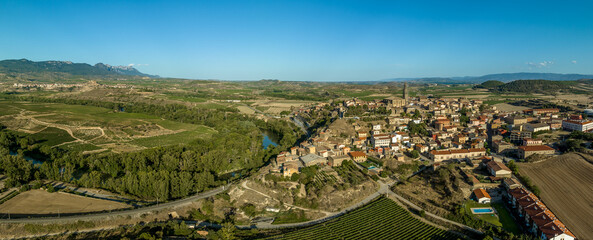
[250,100,314,114]
[493,103,530,112]
[0,190,130,214]
[518,153,593,239]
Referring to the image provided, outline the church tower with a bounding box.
[403,82,408,101]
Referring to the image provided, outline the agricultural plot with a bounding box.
[30,127,76,146]
[0,101,216,153]
[518,153,593,239]
[249,100,314,115]
[312,171,337,189]
[0,189,129,215]
[266,197,458,240]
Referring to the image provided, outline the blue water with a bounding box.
[262,134,278,149]
[473,208,494,213]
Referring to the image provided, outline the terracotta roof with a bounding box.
[524,201,547,217]
[518,145,555,152]
[486,161,511,172]
[349,151,366,158]
[473,188,491,199]
[508,187,531,201]
[470,175,480,184]
[469,148,486,152]
[429,148,486,155]
[531,209,556,228]
[539,221,568,239]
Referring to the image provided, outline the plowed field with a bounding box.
[518,153,593,239]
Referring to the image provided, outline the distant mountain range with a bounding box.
[384,72,593,84]
[0,59,158,78]
[2,59,592,84]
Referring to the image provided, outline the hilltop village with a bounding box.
[259,84,589,240]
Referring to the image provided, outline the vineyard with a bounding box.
[265,197,460,240]
[312,171,337,189]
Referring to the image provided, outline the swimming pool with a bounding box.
[471,207,495,214]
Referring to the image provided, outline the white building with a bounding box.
[371,134,391,148]
[391,132,406,143]
[473,188,491,204]
[524,123,550,133]
[562,120,593,132]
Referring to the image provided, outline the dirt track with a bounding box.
[518,153,593,239]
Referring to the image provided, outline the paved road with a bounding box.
[0,185,229,224]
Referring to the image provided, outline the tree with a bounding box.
[217,222,237,240]
[409,150,419,159]
[560,139,583,152]
[479,104,486,112]
[412,109,421,119]
[507,160,518,174]
[419,209,426,217]
[241,203,258,218]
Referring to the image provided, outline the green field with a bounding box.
[265,197,459,240]
[59,142,102,152]
[131,126,215,148]
[0,101,215,152]
[30,127,75,146]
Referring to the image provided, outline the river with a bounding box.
[9,151,43,166]
[261,131,279,150]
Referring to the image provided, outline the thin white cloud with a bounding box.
[571,60,577,64]
[128,63,149,67]
[526,61,554,69]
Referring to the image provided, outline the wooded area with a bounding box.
[0,96,301,201]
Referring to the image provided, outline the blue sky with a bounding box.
[1,1,592,81]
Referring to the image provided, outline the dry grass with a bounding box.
[0,190,130,215]
[518,153,593,239]
[251,100,314,114]
[492,103,529,112]
[236,105,256,114]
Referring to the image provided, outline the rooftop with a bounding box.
[349,151,367,158]
[300,154,324,164]
[473,188,491,199]
[518,145,555,152]
[487,161,511,172]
